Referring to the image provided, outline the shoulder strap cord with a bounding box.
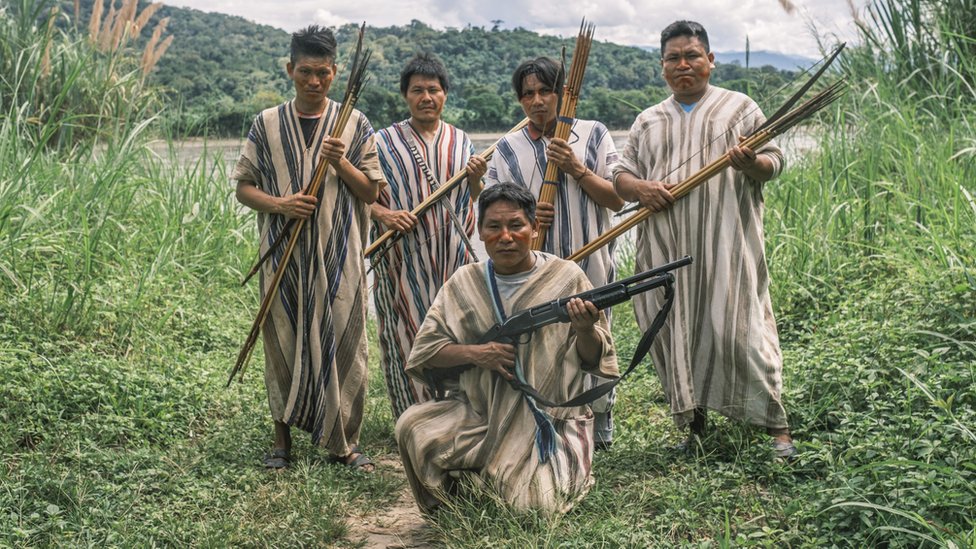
[401,123,480,262]
[486,259,558,463]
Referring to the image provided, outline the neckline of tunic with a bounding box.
[668,85,714,115]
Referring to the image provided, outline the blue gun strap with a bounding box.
[485,260,557,464]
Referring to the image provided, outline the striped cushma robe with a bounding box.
[371,120,477,420]
[613,85,789,430]
[485,119,619,287]
[233,99,384,456]
[395,255,618,514]
[485,119,620,442]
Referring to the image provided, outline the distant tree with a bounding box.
[99,5,796,135]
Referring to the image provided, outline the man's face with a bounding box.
[479,200,537,275]
[518,73,558,130]
[661,36,714,103]
[404,75,446,125]
[287,55,337,110]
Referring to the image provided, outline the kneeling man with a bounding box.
[395,183,618,514]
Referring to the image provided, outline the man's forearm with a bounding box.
[574,328,604,369]
[613,171,643,202]
[741,154,775,183]
[236,181,279,214]
[577,170,625,211]
[335,157,380,203]
[428,343,478,369]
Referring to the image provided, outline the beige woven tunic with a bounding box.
[234,98,384,456]
[613,85,789,429]
[395,255,618,513]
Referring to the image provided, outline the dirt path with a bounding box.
[345,456,433,548]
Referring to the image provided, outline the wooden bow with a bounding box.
[569,44,847,262]
[364,117,530,262]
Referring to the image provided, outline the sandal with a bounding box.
[344,452,374,472]
[329,445,374,472]
[772,440,798,462]
[263,448,290,469]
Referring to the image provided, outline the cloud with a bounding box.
[163,0,860,57]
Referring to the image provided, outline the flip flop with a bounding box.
[263,448,290,469]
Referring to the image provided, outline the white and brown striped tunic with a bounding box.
[613,85,789,430]
[395,255,618,514]
[233,99,385,456]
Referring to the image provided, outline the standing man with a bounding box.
[370,53,488,421]
[233,25,385,470]
[485,57,624,449]
[613,20,795,459]
[395,183,618,514]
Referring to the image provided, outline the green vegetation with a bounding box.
[2,0,974,547]
[59,0,797,136]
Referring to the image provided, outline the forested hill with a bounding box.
[65,1,797,135]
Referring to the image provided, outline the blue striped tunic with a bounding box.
[484,118,619,288]
[370,120,477,420]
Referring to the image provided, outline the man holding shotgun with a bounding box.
[233,25,384,470]
[484,56,624,450]
[613,20,795,459]
[395,183,618,514]
[369,53,488,421]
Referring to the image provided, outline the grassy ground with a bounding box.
[2,243,973,547]
[2,0,975,546]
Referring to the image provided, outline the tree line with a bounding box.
[61,1,797,136]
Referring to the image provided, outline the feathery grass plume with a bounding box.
[132,2,163,36]
[533,18,594,250]
[97,0,116,51]
[88,0,103,43]
[109,0,138,51]
[40,6,57,78]
[141,17,169,74]
[230,23,373,385]
[144,34,173,76]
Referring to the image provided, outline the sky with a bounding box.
[162,0,863,58]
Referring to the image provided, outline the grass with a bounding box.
[2,0,975,546]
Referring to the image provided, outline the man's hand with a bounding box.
[727,135,775,182]
[632,179,676,213]
[547,138,585,179]
[537,201,555,226]
[320,137,346,166]
[276,193,318,219]
[466,155,488,181]
[727,141,758,172]
[472,342,516,380]
[567,298,599,334]
[378,208,418,232]
[569,298,604,367]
